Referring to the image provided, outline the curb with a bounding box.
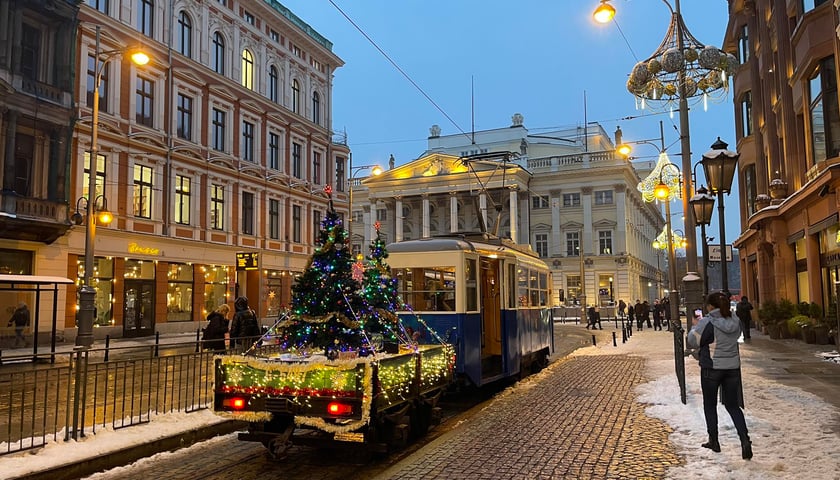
[11,420,247,480]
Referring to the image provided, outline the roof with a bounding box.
[0,275,74,285]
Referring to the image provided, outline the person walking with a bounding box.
[617,299,627,319]
[202,303,230,352]
[230,296,260,348]
[652,299,663,331]
[687,292,753,460]
[7,303,30,347]
[662,297,672,331]
[642,300,652,328]
[634,300,643,330]
[735,296,754,340]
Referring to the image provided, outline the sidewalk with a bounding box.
[3,324,840,479]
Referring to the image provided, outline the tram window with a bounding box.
[465,258,477,312]
[518,267,529,306]
[508,264,517,308]
[394,266,455,312]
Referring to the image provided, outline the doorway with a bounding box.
[124,280,155,337]
[480,257,502,378]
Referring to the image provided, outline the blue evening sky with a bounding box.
[280,1,739,248]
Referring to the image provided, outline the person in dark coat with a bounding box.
[617,299,627,318]
[7,303,30,347]
[662,297,672,331]
[642,300,652,328]
[735,296,754,340]
[627,303,635,329]
[202,303,230,352]
[634,300,646,330]
[230,296,260,347]
[586,306,602,330]
[652,299,664,331]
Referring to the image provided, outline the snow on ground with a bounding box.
[2,329,840,479]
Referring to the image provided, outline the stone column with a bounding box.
[395,197,403,242]
[479,192,488,231]
[581,186,593,254]
[509,188,518,243]
[614,185,626,254]
[550,190,561,256]
[450,192,458,233]
[422,194,430,238]
[3,109,18,191]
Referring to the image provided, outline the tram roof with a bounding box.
[387,233,540,260]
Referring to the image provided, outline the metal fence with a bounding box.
[0,341,219,456]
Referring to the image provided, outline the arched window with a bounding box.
[268,66,278,102]
[241,49,254,90]
[312,91,320,125]
[291,79,300,114]
[177,11,192,57]
[212,32,225,75]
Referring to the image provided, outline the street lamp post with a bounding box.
[690,184,715,297]
[347,160,383,253]
[700,138,738,295]
[77,26,149,348]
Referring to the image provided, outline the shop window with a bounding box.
[76,256,113,326]
[166,263,193,321]
[203,265,229,315]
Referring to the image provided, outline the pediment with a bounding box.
[593,219,617,228]
[531,222,552,231]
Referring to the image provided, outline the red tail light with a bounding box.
[327,401,353,416]
[223,396,247,410]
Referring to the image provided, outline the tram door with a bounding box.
[124,280,155,337]
[480,257,502,377]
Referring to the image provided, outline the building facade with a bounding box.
[726,0,840,314]
[2,0,350,340]
[351,115,667,308]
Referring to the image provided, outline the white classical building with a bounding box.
[351,114,667,308]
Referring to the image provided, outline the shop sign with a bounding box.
[128,242,160,256]
[236,252,259,271]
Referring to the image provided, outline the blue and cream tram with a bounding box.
[387,233,554,387]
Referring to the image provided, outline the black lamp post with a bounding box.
[690,185,715,297]
[700,138,739,295]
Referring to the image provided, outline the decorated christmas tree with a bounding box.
[279,186,366,357]
[359,222,403,347]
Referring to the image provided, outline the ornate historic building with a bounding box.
[351,115,666,308]
[726,0,840,313]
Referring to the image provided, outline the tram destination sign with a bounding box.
[236,252,259,271]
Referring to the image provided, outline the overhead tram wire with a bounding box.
[328,0,473,144]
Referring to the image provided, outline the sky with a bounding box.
[3,328,839,479]
[278,0,742,254]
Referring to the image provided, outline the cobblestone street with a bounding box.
[374,353,681,480]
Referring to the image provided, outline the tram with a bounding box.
[387,233,554,387]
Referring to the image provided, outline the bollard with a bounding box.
[195,328,201,353]
[612,331,617,347]
[614,316,619,329]
[104,335,110,362]
[591,334,596,346]
[622,327,627,343]
[154,331,160,357]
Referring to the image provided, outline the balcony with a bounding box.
[0,193,70,244]
[525,151,618,172]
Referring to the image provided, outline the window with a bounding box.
[599,230,612,255]
[804,0,829,12]
[242,192,254,235]
[532,196,549,209]
[535,233,548,257]
[268,133,279,170]
[809,56,840,164]
[740,91,753,137]
[292,205,302,242]
[212,108,226,151]
[83,152,106,201]
[312,91,320,125]
[268,66,279,102]
[243,11,255,25]
[135,76,154,127]
[268,199,280,239]
[313,210,321,243]
[174,175,190,225]
[87,0,108,14]
[393,266,456,312]
[566,231,580,257]
[20,24,40,82]
[210,184,224,230]
[744,164,757,216]
[566,275,581,304]
[212,32,225,75]
[291,79,300,113]
[137,0,154,37]
[738,24,749,63]
[270,30,279,42]
[377,209,387,221]
[176,93,192,140]
[177,11,192,57]
[313,151,321,184]
[563,193,580,207]
[292,142,302,178]
[292,45,302,58]
[241,49,254,90]
[204,265,229,314]
[166,263,193,322]
[86,54,108,112]
[336,157,346,192]
[242,121,254,162]
[133,164,153,219]
[594,190,613,205]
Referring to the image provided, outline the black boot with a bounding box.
[740,434,753,460]
[701,435,721,453]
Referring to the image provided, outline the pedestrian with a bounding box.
[652,299,663,331]
[642,300,652,328]
[230,296,260,348]
[634,299,643,330]
[586,305,596,329]
[687,291,753,460]
[202,303,230,352]
[627,303,635,329]
[7,303,30,347]
[735,296,754,340]
[618,299,627,318]
[662,297,672,331]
